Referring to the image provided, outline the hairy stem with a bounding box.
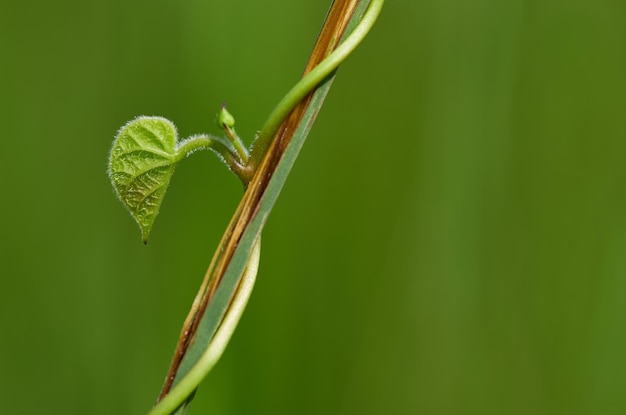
[175,135,249,184]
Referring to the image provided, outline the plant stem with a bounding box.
[248,0,385,170]
[175,135,248,184]
[224,126,249,164]
[148,238,261,415]
[153,0,384,412]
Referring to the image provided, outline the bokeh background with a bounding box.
[1,0,625,414]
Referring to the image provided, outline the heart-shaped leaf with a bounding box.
[108,116,179,243]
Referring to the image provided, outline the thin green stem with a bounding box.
[175,135,249,184]
[218,105,249,165]
[224,126,249,164]
[175,134,233,162]
[148,238,261,415]
[248,0,385,170]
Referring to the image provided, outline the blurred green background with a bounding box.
[1,0,625,414]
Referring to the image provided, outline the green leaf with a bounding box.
[108,116,179,243]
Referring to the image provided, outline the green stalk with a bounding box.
[148,238,261,415]
[248,0,385,170]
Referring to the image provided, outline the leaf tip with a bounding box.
[140,223,152,245]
